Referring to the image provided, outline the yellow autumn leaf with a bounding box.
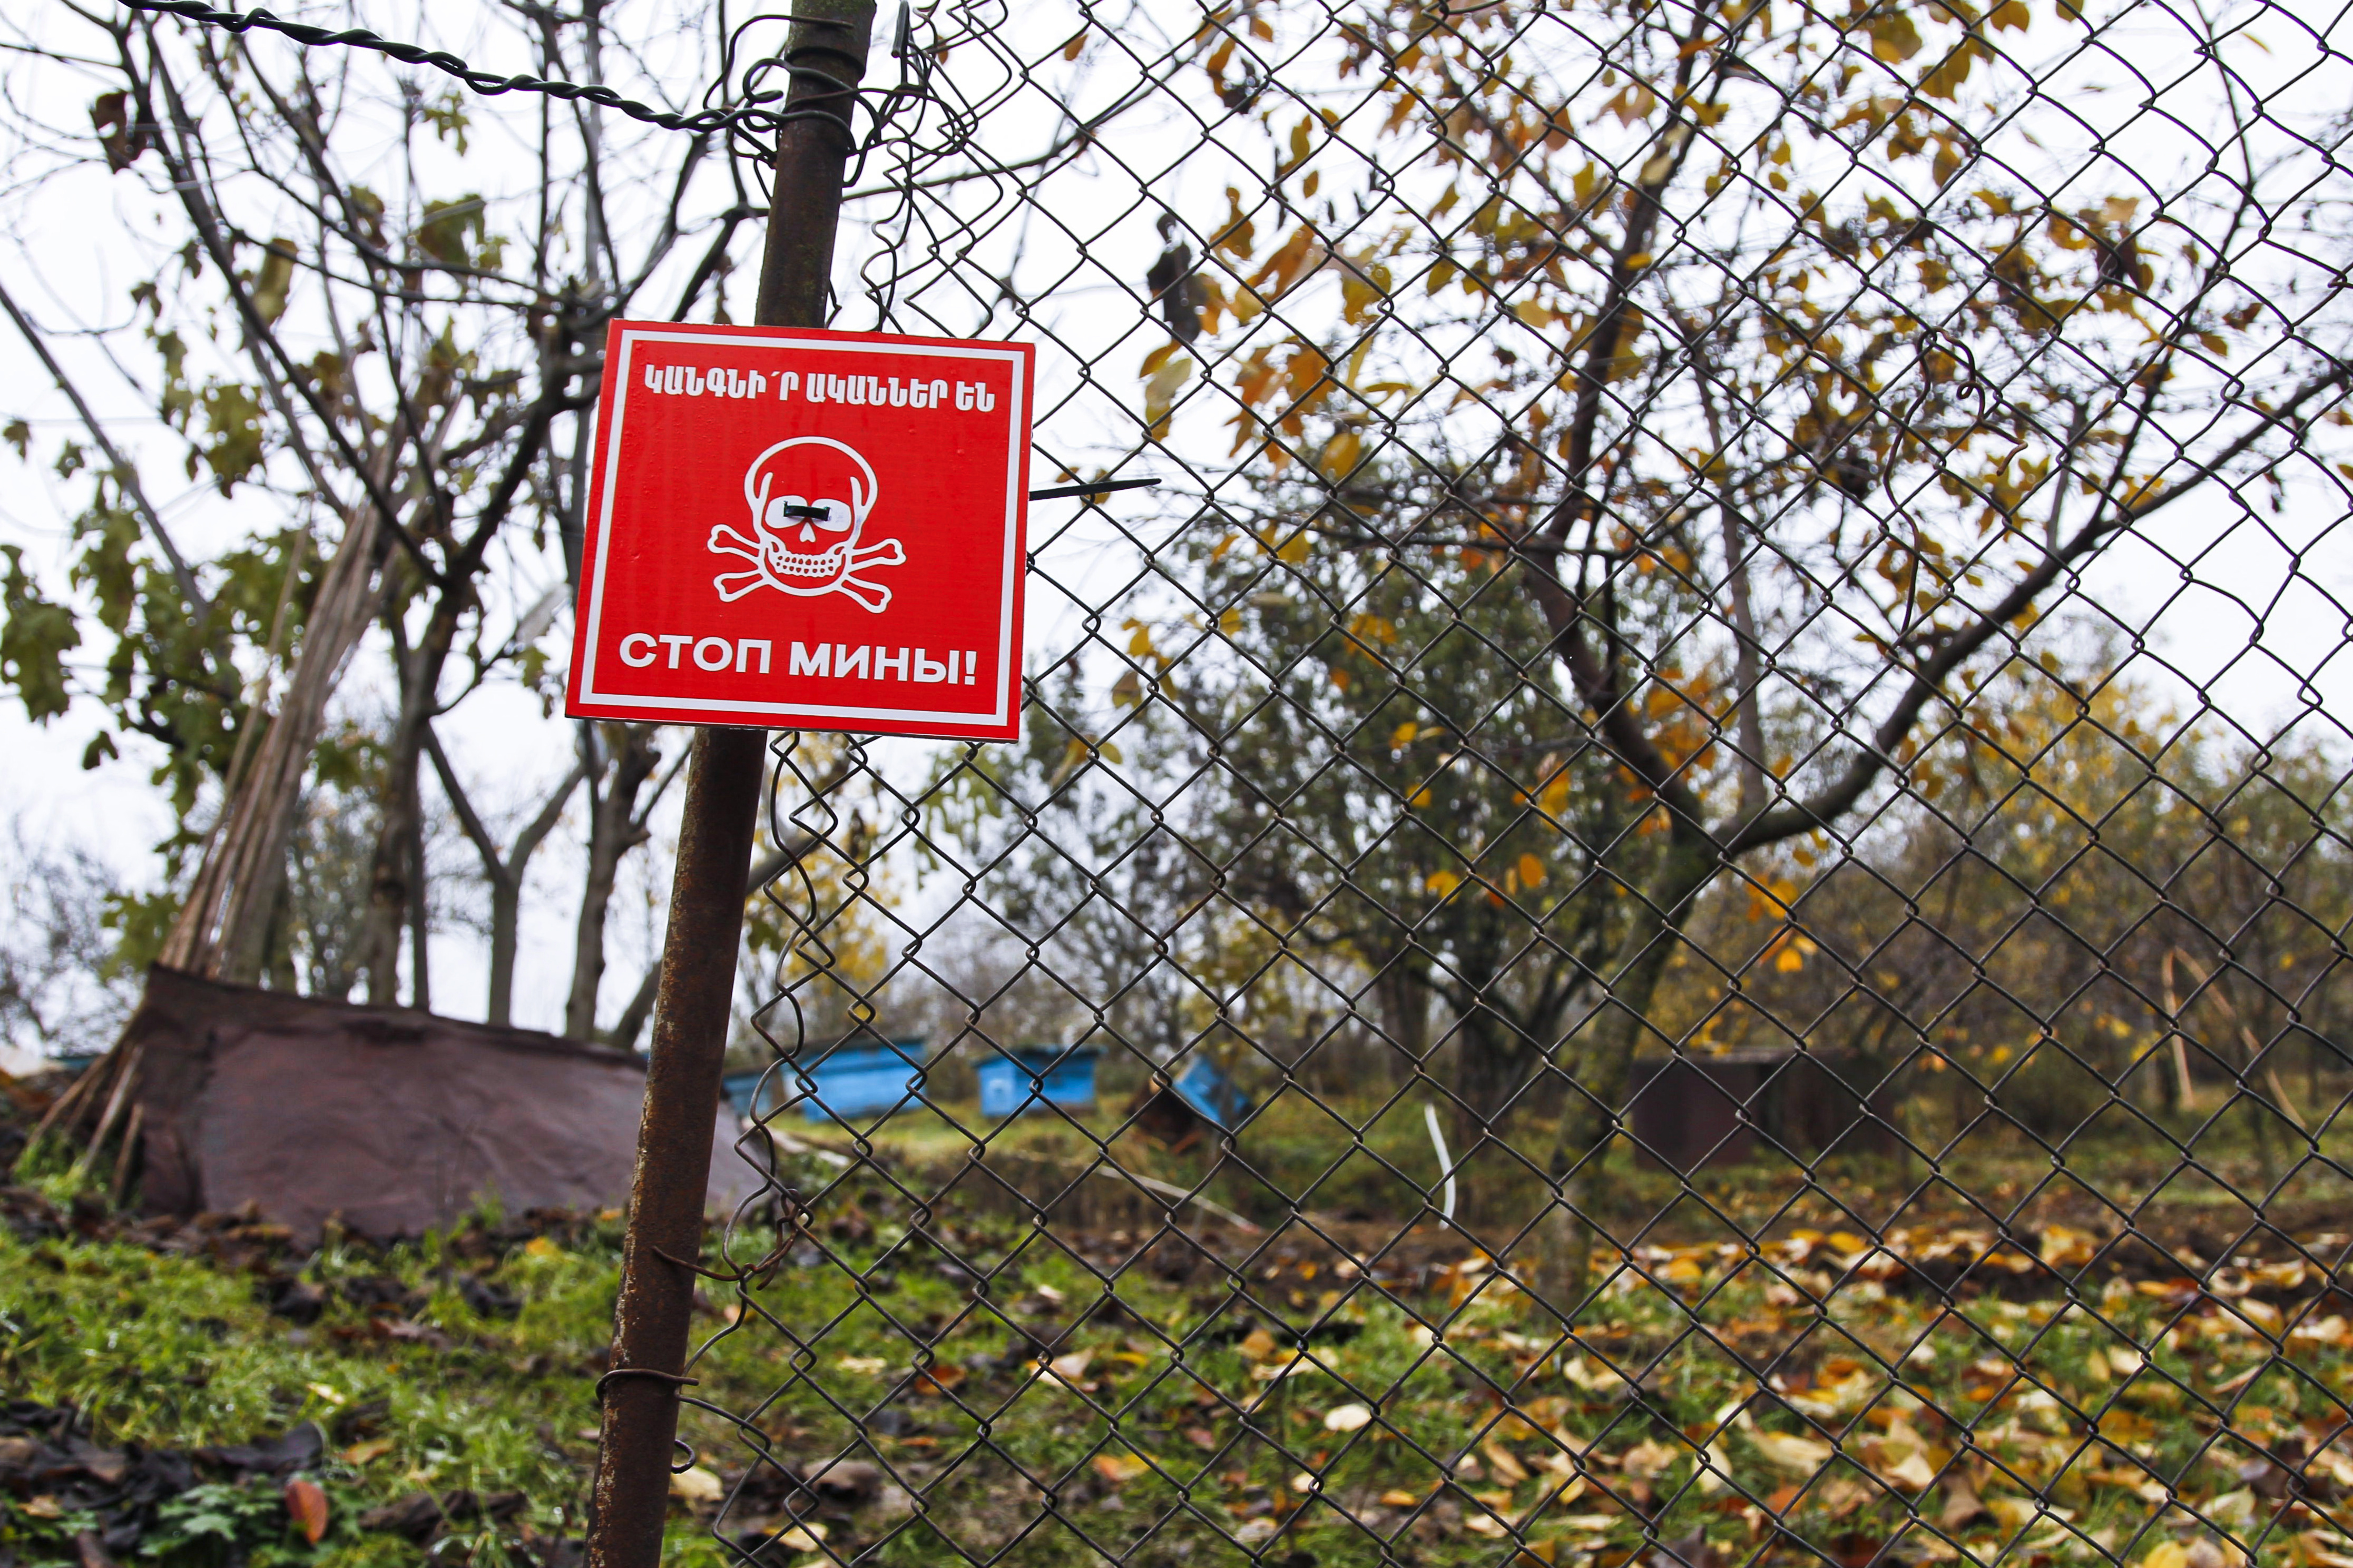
[1091,1453,1150,1484]
[1143,356,1195,426]
[670,1466,724,1502]
[1747,1428,1833,1476]
[1880,1448,1938,1491]
[1517,853,1545,887]
[1870,10,1924,61]
[1061,29,1086,59]
[1321,430,1363,478]
[251,237,299,325]
[1390,721,1419,747]
[1426,871,1461,896]
[1128,625,1154,656]
[1482,1441,1532,1484]
[1630,1438,1687,1478]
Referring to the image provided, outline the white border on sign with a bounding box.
[576,327,1026,728]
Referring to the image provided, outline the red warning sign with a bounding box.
[565,320,1034,740]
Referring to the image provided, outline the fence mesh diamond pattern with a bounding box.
[664,0,2353,1564]
[169,0,2352,1562]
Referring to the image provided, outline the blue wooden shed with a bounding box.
[1132,1055,1253,1150]
[719,1039,928,1123]
[1169,1055,1251,1130]
[798,1037,928,1121]
[719,1069,769,1122]
[976,1044,1102,1119]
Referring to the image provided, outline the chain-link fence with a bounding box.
[125,0,2353,1563]
[688,0,2353,1565]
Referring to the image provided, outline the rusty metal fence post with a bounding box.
[584,4,877,1564]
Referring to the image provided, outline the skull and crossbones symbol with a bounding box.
[708,437,906,613]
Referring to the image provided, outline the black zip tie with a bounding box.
[1029,477,1163,501]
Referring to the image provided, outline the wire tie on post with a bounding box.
[654,1242,790,1283]
[593,1367,700,1402]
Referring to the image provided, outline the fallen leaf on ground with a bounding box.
[670,1466,724,1503]
[1749,1429,1834,1476]
[1485,1440,1533,1484]
[1536,1475,1590,1508]
[1987,1496,2070,1537]
[1818,1478,1873,1520]
[341,1438,395,1464]
[772,1522,827,1551]
[1862,1420,1938,1493]
[1620,1438,1678,1478]
[1380,1488,1423,1506]
[834,1356,887,1375]
[1092,1454,1149,1485]
[1323,1403,1372,1433]
[1048,1350,1093,1383]
[283,1477,329,1544]
[1940,1468,1988,1530]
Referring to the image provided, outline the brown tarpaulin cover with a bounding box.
[118,967,760,1242]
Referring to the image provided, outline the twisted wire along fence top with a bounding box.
[120,0,2353,1564]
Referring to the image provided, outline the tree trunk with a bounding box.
[1445,942,1522,1158]
[1372,946,1433,1068]
[566,723,661,1040]
[1533,829,1719,1318]
[359,569,483,1004]
[164,496,385,985]
[359,624,434,1005]
[406,811,430,1012]
[1718,498,1768,827]
[427,728,584,1028]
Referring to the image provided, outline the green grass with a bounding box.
[7,1139,2351,1568]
